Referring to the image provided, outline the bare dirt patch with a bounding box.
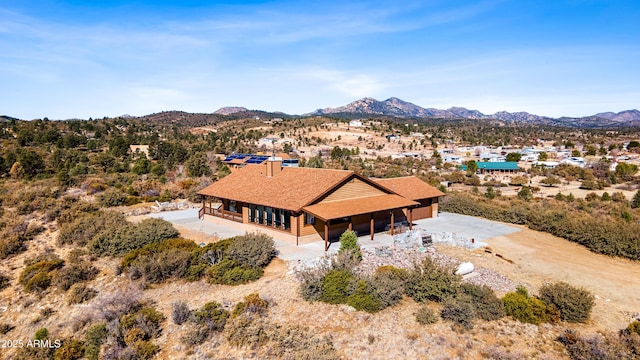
[437,225,640,331]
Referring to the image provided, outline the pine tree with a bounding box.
[631,190,640,209]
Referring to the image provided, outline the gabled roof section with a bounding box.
[198,164,353,212]
[372,176,445,200]
[303,194,418,222]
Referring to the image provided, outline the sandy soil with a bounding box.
[437,224,640,331]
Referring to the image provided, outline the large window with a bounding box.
[229,200,237,213]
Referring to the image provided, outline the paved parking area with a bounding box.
[415,212,520,242]
[149,210,520,262]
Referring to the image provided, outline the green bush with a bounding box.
[320,269,354,304]
[192,301,229,332]
[88,218,179,257]
[459,283,505,321]
[233,293,269,317]
[226,232,277,268]
[67,284,98,305]
[440,298,475,330]
[97,188,128,207]
[53,339,84,360]
[120,306,165,340]
[19,256,64,293]
[538,281,595,323]
[84,323,108,360]
[207,258,263,285]
[0,233,27,259]
[406,258,461,303]
[347,279,381,313]
[338,230,362,261]
[133,340,160,360]
[415,305,438,325]
[58,210,125,246]
[52,262,98,291]
[35,327,49,340]
[502,286,552,325]
[371,266,408,309]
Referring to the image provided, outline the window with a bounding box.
[229,200,237,213]
[305,213,315,225]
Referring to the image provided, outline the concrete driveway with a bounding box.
[148,210,520,262]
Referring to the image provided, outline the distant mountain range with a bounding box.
[304,97,640,128]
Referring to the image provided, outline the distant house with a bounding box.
[561,157,586,168]
[129,145,149,158]
[461,161,520,174]
[349,119,363,127]
[222,153,296,169]
[534,161,560,169]
[197,161,444,250]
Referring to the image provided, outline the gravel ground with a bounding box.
[290,243,521,294]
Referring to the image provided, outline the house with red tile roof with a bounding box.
[197,159,444,250]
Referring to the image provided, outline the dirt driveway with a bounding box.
[438,223,640,331]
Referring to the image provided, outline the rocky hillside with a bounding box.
[309,97,640,128]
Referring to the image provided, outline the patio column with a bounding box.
[409,208,413,230]
[370,214,374,240]
[324,220,329,251]
[390,211,395,236]
[348,217,352,231]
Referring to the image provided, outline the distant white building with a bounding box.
[534,161,560,169]
[561,157,586,168]
[443,155,464,164]
[349,119,363,127]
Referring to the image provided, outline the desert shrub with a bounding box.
[133,340,160,360]
[0,323,15,334]
[0,273,10,291]
[502,286,552,325]
[371,265,408,308]
[207,258,263,285]
[406,257,461,303]
[538,281,595,323]
[347,279,381,313]
[233,293,269,317]
[84,323,108,360]
[320,268,355,304]
[88,218,179,257]
[440,298,475,330]
[97,188,128,207]
[192,301,230,334]
[265,323,340,360]
[120,306,165,340]
[53,339,84,360]
[459,283,505,321]
[171,301,191,325]
[297,267,326,302]
[52,262,99,291]
[19,255,64,293]
[35,327,49,340]
[338,230,362,261]
[226,232,276,268]
[415,305,438,325]
[58,210,125,246]
[124,247,193,283]
[180,323,211,346]
[557,329,637,360]
[67,284,98,305]
[627,321,640,336]
[0,233,27,259]
[224,315,271,348]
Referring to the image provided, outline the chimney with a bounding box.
[265,158,282,177]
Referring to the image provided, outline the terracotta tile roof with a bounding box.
[198,164,353,212]
[372,176,445,200]
[303,194,418,221]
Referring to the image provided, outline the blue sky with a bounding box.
[1,0,638,119]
